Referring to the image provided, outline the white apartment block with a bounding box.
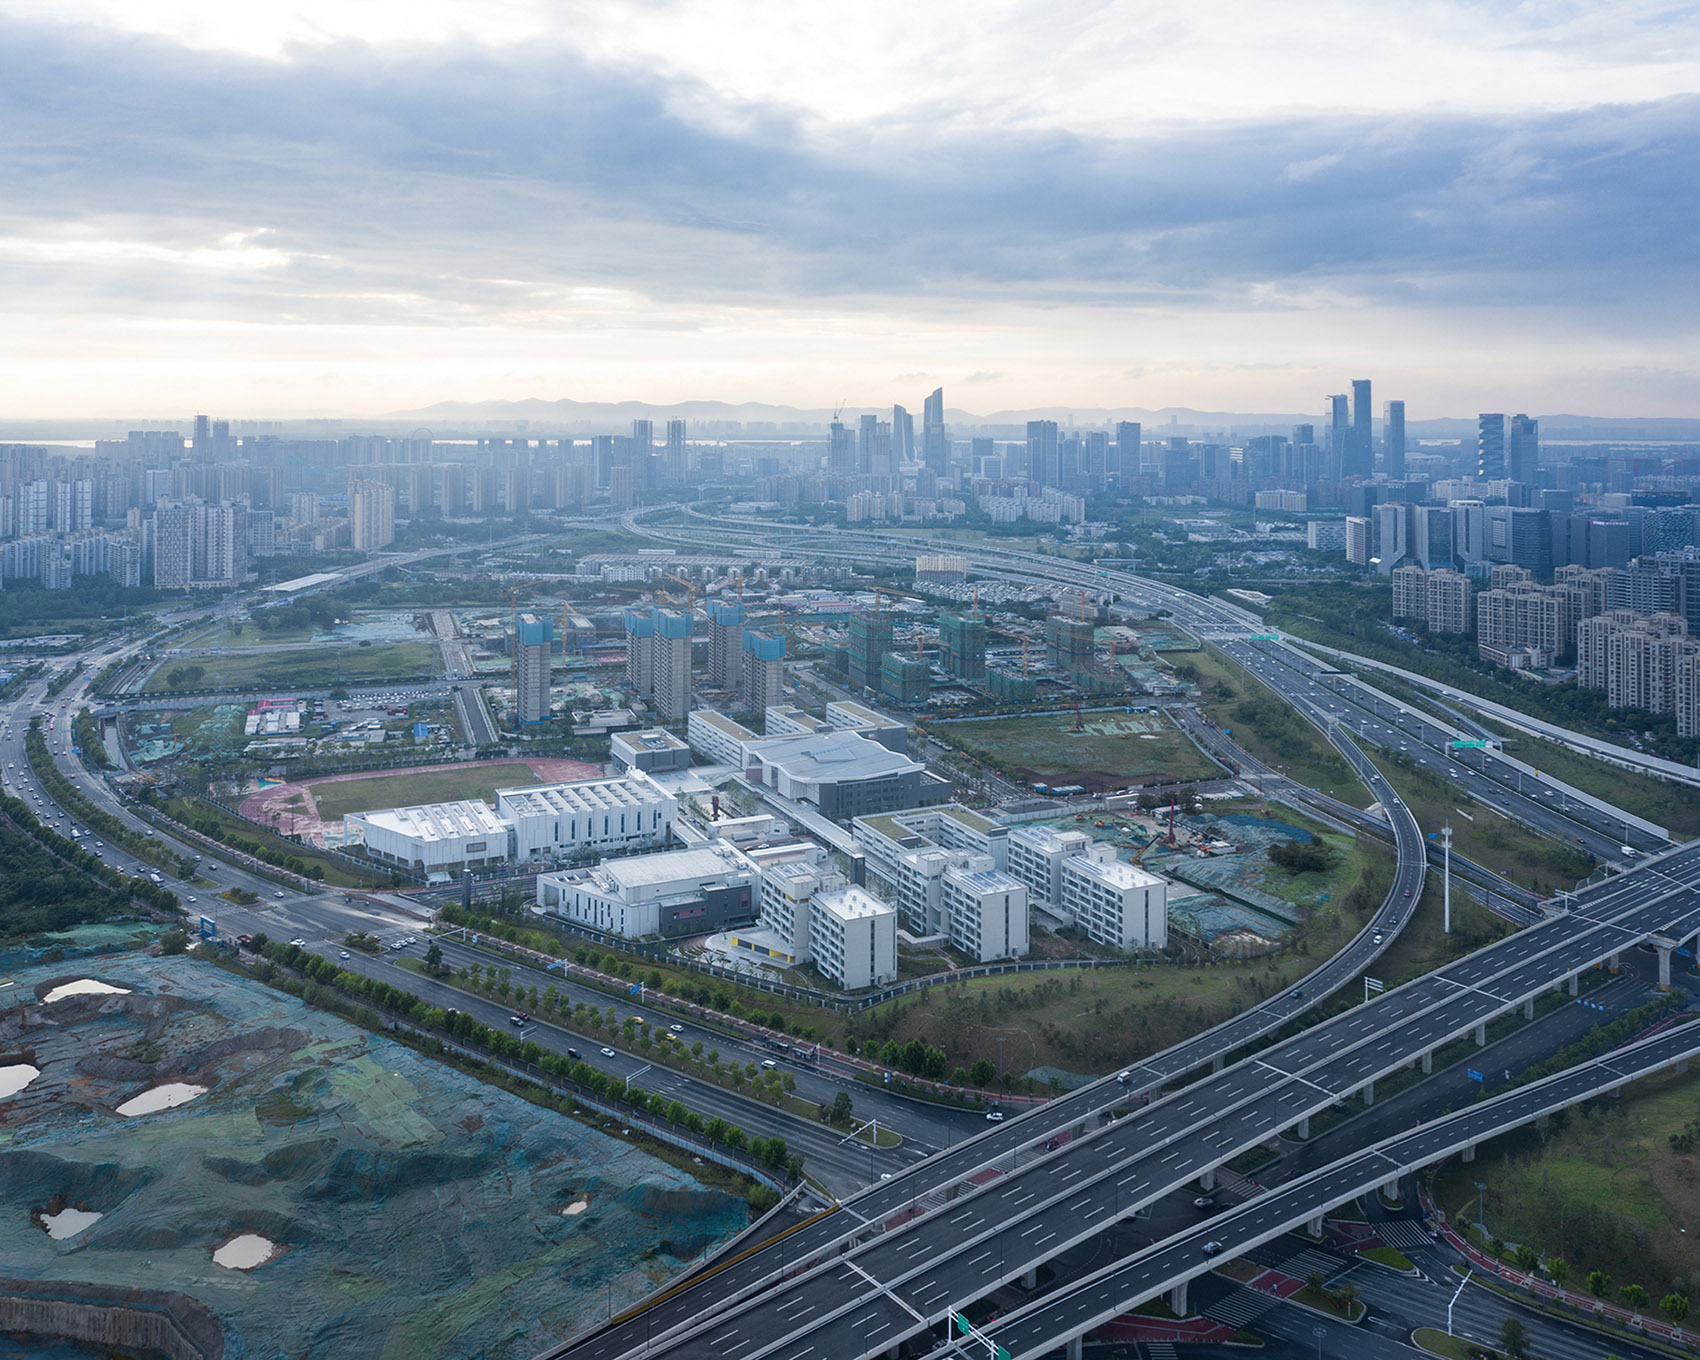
[811,886,898,990]
[1060,849,1169,950]
[1006,824,1169,949]
[756,862,898,989]
[940,866,1030,962]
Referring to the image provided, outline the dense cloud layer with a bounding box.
[2,15,1695,329]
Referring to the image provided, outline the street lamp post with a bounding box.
[1475,1181,1488,1242]
[1313,1323,1326,1359]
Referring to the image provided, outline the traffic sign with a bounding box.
[1467,1069,1484,1083]
[1451,739,1489,750]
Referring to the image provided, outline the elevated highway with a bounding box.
[561,837,1700,1360]
[948,1017,1700,1360]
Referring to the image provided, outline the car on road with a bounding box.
[985,1109,1005,1122]
[1202,1240,1224,1256]
[761,1058,777,1069]
[669,1023,684,1033]
[509,1014,526,1026]
[1194,1196,1216,1208]
[186,896,196,903]
[339,951,350,960]
[1403,889,1412,897]
[600,1046,615,1058]
[289,938,306,947]
[274,891,285,899]
[1373,933,1384,944]
[566,1047,581,1060]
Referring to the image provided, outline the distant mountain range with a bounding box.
[2,401,1698,444]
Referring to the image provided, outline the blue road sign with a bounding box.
[1467,1069,1484,1083]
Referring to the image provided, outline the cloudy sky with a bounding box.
[2,0,1698,419]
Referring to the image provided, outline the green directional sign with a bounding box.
[1250,633,1279,641]
[1450,739,1488,750]
[955,1314,970,1337]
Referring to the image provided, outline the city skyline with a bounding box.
[0,1,1696,418]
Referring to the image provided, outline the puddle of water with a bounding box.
[213,1233,276,1270]
[560,1199,589,1216]
[40,1207,102,1240]
[42,980,132,1004]
[0,1064,39,1100]
[115,1082,207,1117]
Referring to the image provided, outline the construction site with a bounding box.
[0,950,748,1360]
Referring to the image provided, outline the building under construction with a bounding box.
[938,610,988,680]
[848,610,894,692]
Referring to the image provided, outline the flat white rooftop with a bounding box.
[350,800,509,843]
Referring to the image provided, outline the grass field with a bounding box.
[1473,714,1700,840]
[932,710,1220,792]
[181,621,321,649]
[144,642,437,693]
[310,762,560,820]
[1367,749,1595,894]
[1432,1063,1700,1305]
[1179,647,1367,802]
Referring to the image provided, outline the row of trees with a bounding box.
[256,938,803,1182]
[179,809,326,880]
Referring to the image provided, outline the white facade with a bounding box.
[536,842,756,938]
[810,886,898,989]
[1006,825,1094,917]
[1060,849,1169,949]
[759,861,828,961]
[687,709,757,766]
[1007,825,1169,949]
[853,805,1027,960]
[940,866,1030,962]
[496,772,676,860]
[347,800,513,872]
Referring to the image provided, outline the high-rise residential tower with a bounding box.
[1350,378,1373,478]
[514,612,554,724]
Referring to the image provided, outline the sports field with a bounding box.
[934,710,1219,792]
[238,757,604,841]
[144,642,438,693]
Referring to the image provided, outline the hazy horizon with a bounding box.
[2,1,1697,419]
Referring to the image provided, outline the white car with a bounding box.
[669,1024,684,1034]
[985,1110,1005,1122]
[600,1046,616,1058]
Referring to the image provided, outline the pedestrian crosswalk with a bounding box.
[1206,1287,1280,1328]
[1379,1220,1431,1252]
[1142,1343,1177,1360]
[1284,1247,1346,1280]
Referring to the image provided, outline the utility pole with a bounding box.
[1442,822,1453,934]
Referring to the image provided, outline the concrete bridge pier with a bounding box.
[1462,1142,1476,1163]
[1568,973,1579,996]
[1361,1081,1375,1106]
[1170,1280,1189,1316]
[1212,1054,1225,1074]
[1021,1266,1038,1289]
[1307,1213,1325,1238]
[1421,1050,1433,1074]
[1199,1167,1216,1193]
[1063,1335,1083,1360]
[1474,1022,1487,1046]
[1679,1057,1690,1075]
[1295,1115,1310,1140]
[1382,1175,1401,1199]
[1523,998,1535,1020]
[1659,945,1673,991]
[1609,951,1621,972]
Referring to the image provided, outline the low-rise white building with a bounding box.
[347,800,513,873]
[811,885,898,990]
[1060,850,1169,949]
[497,772,675,860]
[1006,824,1169,949]
[852,804,1027,962]
[535,841,757,939]
[754,862,898,988]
